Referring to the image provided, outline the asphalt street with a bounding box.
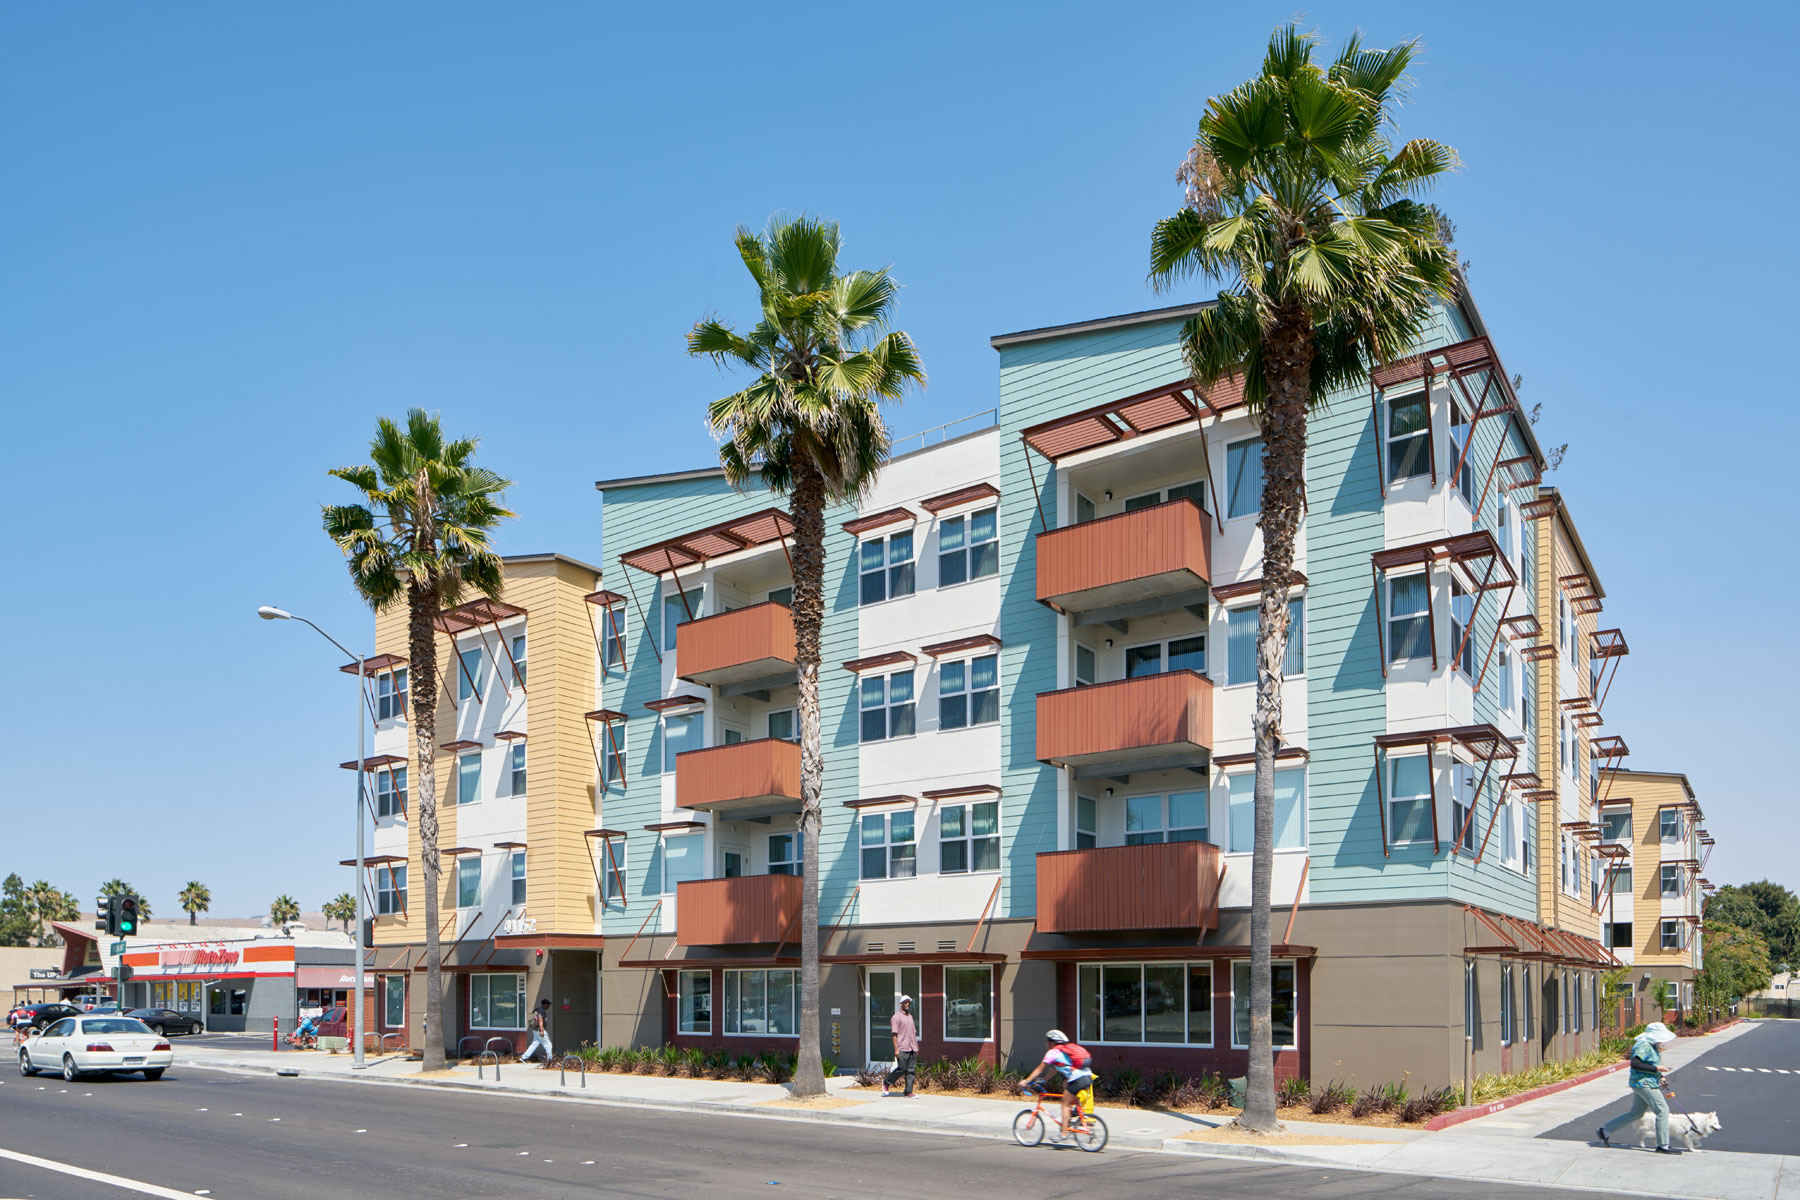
[1,1064,1624,1200]
[1544,1020,1800,1154]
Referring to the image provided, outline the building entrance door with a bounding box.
[866,966,920,1067]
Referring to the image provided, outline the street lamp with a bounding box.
[259,604,368,1069]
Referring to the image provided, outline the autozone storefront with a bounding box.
[120,940,298,1033]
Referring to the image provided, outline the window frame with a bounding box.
[937,507,999,588]
[377,668,409,721]
[1075,795,1097,850]
[375,766,408,819]
[662,711,702,773]
[859,531,915,605]
[1231,959,1298,1050]
[601,605,626,670]
[1076,961,1214,1048]
[1450,578,1474,676]
[601,721,627,789]
[1387,753,1434,847]
[456,855,481,909]
[458,647,485,702]
[1386,390,1431,483]
[1500,964,1515,1046]
[663,588,702,650]
[942,965,995,1042]
[376,864,407,916]
[469,973,526,1031]
[859,670,916,743]
[1387,572,1431,664]
[767,708,796,742]
[511,850,527,905]
[1227,767,1306,852]
[383,974,406,1028]
[601,841,627,903]
[723,968,799,1037]
[510,633,527,687]
[1126,788,1209,847]
[767,831,802,876]
[1225,437,1263,519]
[1660,863,1682,899]
[677,970,712,1035]
[938,800,1000,875]
[1450,760,1477,854]
[508,741,527,797]
[937,653,999,730]
[660,832,704,894]
[859,810,917,880]
[1659,808,1681,843]
[457,751,481,806]
[1126,633,1207,682]
[1449,396,1476,506]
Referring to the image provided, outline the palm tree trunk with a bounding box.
[1241,303,1313,1133]
[789,459,827,1097]
[189,911,197,926]
[410,585,447,1072]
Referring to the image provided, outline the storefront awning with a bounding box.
[295,966,363,989]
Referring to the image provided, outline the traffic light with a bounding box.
[117,895,139,937]
[95,895,112,934]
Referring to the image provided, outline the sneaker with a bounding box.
[1654,1146,1681,1155]
[1596,1127,1610,1147]
[881,1085,889,1096]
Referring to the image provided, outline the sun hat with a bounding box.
[899,995,912,1004]
[1642,1021,1677,1044]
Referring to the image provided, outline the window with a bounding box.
[1521,803,1533,873]
[1659,808,1681,843]
[601,605,625,670]
[767,586,793,608]
[508,742,527,797]
[938,508,998,586]
[375,767,407,818]
[1450,580,1474,675]
[1559,715,1573,779]
[511,851,527,905]
[1498,801,1517,868]
[1075,492,1097,523]
[1128,635,1205,680]
[768,832,802,876]
[1387,393,1430,482]
[860,811,916,879]
[724,969,798,1036]
[1225,437,1263,518]
[661,834,704,893]
[377,669,409,721]
[458,648,485,701]
[1388,755,1433,845]
[677,971,712,1034]
[1523,970,1534,1039]
[1497,501,1514,566]
[1661,863,1682,898]
[1572,975,1583,1034]
[470,974,525,1030]
[1605,921,1633,949]
[1126,790,1208,846]
[940,801,1000,873]
[457,752,481,805]
[1284,598,1304,676]
[1600,809,1631,843]
[1450,762,1477,853]
[859,671,915,741]
[1074,644,1096,687]
[600,722,626,789]
[663,588,701,649]
[721,851,743,878]
[1232,960,1297,1048]
[1498,645,1514,713]
[1126,480,1208,513]
[1501,965,1515,1046]
[939,655,999,729]
[767,709,796,741]
[1449,399,1475,505]
[1078,962,1212,1046]
[376,865,407,916]
[1227,603,1306,683]
[601,841,627,903]
[1075,795,1097,850]
[1610,866,1633,895]
[662,712,702,772]
[457,856,481,908]
[510,634,527,687]
[859,532,915,604]
[1228,769,1306,852]
[383,976,406,1028]
[943,966,994,1040]
[1388,574,1431,662]
[1522,661,1536,738]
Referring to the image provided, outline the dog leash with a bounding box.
[1661,1081,1702,1139]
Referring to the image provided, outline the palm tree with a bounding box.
[99,879,152,921]
[323,892,358,934]
[691,215,925,1097]
[26,882,78,945]
[179,881,211,926]
[323,409,514,1071]
[270,895,301,926]
[1149,26,1457,1131]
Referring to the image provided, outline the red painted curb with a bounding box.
[1425,1062,1625,1131]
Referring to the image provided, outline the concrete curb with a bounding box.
[1425,1062,1626,1131]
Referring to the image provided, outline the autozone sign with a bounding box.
[159,947,241,968]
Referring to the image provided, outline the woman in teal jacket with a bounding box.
[1597,1021,1679,1152]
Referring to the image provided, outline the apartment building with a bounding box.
[1596,768,1708,1013]
[580,292,1632,1088]
[351,552,607,1055]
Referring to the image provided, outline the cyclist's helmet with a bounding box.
[1045,1028,1070,1044]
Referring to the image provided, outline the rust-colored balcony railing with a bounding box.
[1036,499,1209,618]
[676,873,803,946]
[676,602,797,689]
[1037,840,1222,933]
[675,738,802,817]
[1036,670,1213,773]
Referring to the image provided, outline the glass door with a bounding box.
[865,966,921,1066]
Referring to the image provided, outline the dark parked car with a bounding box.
[126,1008,204,1036]
[7,1002,81,1032]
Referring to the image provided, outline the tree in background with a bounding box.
[99,878,152,920]
[693,214,925,1096]
[1705,881,1800,972]
[0,875,38,947]
[1694,921,1772,1021]
[1148,25,1455,1131]
[179,881,211,926]
[323,893,357,934]
[26,881,79,945]
[324,409,515,1072]
[269,895,301,926]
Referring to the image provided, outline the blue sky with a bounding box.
[3,2,1793,919]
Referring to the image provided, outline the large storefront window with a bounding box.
[1078,963,1213,1046]
[470,974,525,1030]
[678,971,712,1035]
[943,966,993,1041]
[208,986,247,1017]
[724,970,797,1036]
[1231,960,1297,1049]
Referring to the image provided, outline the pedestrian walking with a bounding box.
[1597,1021,1680,1153]
[521,999,553,1063]
[883,995,918,1097]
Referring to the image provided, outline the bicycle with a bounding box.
[1012,1082,1108,1152]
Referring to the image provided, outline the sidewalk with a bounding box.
[176,1021,1796,1199]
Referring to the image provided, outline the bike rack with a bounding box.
[456,1035,485,1059]
[558,1054,587,1089]
[379,1032,407,1055]
[477,1050,500,1080]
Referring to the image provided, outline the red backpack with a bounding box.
[1063,1042,1092,1071]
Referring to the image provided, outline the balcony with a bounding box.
[676,602,797,693]
[675,738,802,819]
[1036,841,1222,933]
[676,873,803,946]
[1037,499,1209,624]
[1037,670,1213,778]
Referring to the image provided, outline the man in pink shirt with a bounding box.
[882,995,918,1097]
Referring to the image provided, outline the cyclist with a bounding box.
[1021,1029,1093,1139]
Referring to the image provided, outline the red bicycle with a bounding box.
[1012,1083,1108,1152]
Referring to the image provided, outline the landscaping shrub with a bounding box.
[1349,1092,1383,1119]
[1278,1076,1312,1107]
[1309,1081,1355,1114]
[854,1066,885,1088]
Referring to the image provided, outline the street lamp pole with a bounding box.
[259,605,368,1070]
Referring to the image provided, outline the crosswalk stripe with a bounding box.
[1705,1066,1719,1071]
[1759,1068,1773,1073]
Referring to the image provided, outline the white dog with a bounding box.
[1639,1109,1722,1151]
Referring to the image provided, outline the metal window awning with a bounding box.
[1019,377,1243,463]
[920,785,1002,801]
[842,651,916,674]
[339,754,408,771]
[1020,943,1316,962]
[1211,573,1308,602]
[842,507,918,535]
[843,795,917,809]
[618,508,795,575]
[437,598,527,633]
[645,821,706,833]
[440,846,481,857]
[643,695,707,713]
[1212,746,1310,768]
[439,739,482,752]
[495,730,527,742]
[919,634,1002,658]
[339,653,408,677]
[919,482,1001,514]
[493,841,527,850]
[339,854,408,867]
[1372,725,1518,860]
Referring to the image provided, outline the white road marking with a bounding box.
[1705,1066,1718,1071]
[454,1143,468,1148]
[1758,1068,1773,1073]
[582,1160,595,1165]
[355,1129,367,1134]
[0,1147,205,1199]
[269,1117,281,1121]
[517,1151,530,1156]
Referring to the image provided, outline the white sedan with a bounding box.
[18,1015,173,1081]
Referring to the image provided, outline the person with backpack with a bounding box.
[1021,1029,1094,1140]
